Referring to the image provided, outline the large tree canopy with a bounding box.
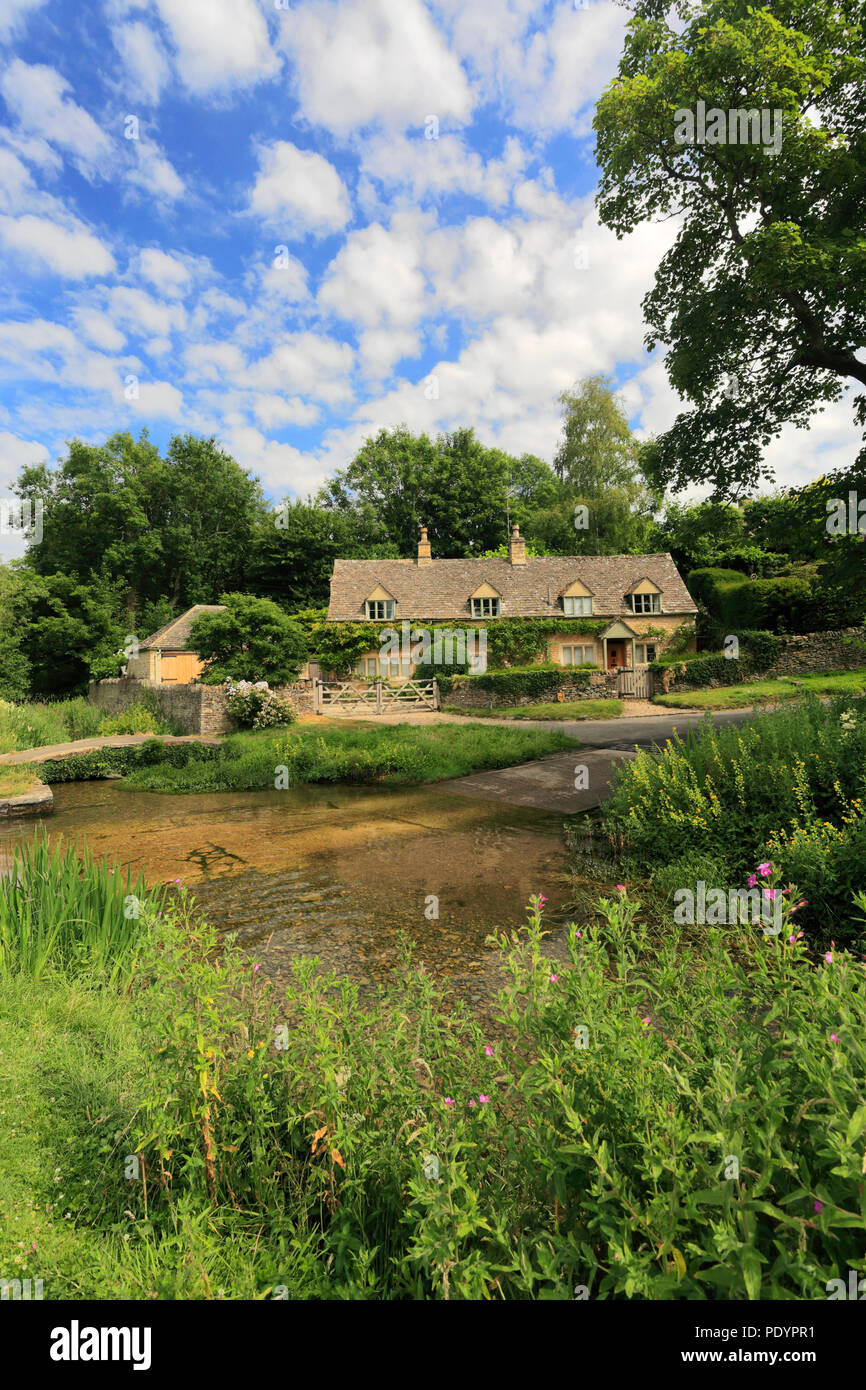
[317,425,563,556]
[595,0,866,497]
[16,431,267,615]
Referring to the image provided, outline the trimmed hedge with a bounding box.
[688,567,815,634]
[438,664,592,701]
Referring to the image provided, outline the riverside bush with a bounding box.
[602,696,866,943]
[13,883,863,1300]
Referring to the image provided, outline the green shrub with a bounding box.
[602,696,866,943]
[99,701,172,735]
[442,664,590,703]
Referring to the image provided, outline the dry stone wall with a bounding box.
[89,678,315,733]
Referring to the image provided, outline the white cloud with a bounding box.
[153,0,279,96]
[0,61,113,179]
[249,141,351,238]
[128,378,185,419]
[72,308,126,352]
[278,0,473,135]
[360,132,528,206]
[108,286,186,338]
[0,213,116,278]
[318,216,429,329]
[137,248,192,297]
[126,139,184,202]
[245,331,355,405]
[0,0,47,41]
[111,20,171,104]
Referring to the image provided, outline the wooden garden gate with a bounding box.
[616,667,652,700]
[315,678,439,714]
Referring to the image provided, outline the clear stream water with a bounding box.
[0,780,572,1007]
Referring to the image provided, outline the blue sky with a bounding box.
[0,0,860,560]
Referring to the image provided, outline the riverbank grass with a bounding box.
[653,667,866,710]
[116,722,581,792]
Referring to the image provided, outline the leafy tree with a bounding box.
[248,501,397,611]
[4,570,126,698]
[190,594,309,685]
[595,0,866,496]
[16,431,267,615]
[318,426,562,556]
[0,564,31,700]
[553,377,659,553]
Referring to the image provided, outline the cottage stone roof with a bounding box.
[327,555,696,621]
[140,604,226,651]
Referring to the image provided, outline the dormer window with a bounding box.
[364,584,396,620]
[630,592,661,614]
[366,599,395,620]
[470,582,501,618]
[561,580,594,617]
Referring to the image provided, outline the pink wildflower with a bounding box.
[758,862,772,877]
[616,884,625,892]
[747,874,757,889]
[641,1016,651,1026]
[763,888,776,900]
[484,1045,493,1057]
[824,951,834,965]
[814,1200,824,1213]
[469,1099,476,1108]
[549,973,558,983]
[479,1095,490,1104]
[537,894,548,904]
[830,1034,839,1045]
[444,1097,455,1107]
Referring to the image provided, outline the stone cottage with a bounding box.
[327,526,697,677]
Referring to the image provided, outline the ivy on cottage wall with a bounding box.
[296,611,609,673]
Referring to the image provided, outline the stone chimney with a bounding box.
[508,524,526,566]
[417,524,432,565]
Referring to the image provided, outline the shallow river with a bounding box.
[0,780,573,1006]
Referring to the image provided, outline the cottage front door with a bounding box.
[606,640,628,670]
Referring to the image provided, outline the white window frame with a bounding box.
[630,592,661,615]
[471,596,500,618]
[563,595,593,616]
[561,644,595,666]
[635,643,658,665]
[366,599,395,620]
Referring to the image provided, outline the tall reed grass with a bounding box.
[0,834,167,981]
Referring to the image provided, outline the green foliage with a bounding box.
[595,0,866,496]
[249,501,378,611]
[0,834,166,982]
[688,567,815,635]
[119,724,579,793]
[99,702,173,736]
[318,424,565,557]
[602,696,866,942]
[553,376,659,553]
[440,665,591,702]
[3,569,127,698]
[191,593,309,684]
[4,884,864,1299]
[444,699,622,720]
[16,430,267,612]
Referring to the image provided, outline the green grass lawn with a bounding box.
[0,767,45,798]
[444,699,623,721]
[118,721,580,792]
[653,667,866,710]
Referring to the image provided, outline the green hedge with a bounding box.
[440,664,592,701]
[688,567,815,634]
[650,630,785,689]
[38,740,222,783]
